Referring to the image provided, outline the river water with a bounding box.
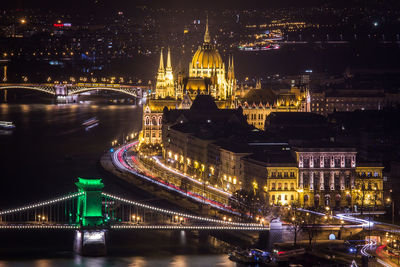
[0,103,240,267]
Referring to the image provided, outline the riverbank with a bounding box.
[100,150,262,248]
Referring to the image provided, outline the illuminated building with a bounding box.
[294,147,383,209]
[141,17,235,145]
[238,86,310,130]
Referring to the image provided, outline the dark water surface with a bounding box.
[0,103,239,266]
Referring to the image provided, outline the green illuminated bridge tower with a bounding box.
[74,178,107,256]
[75,178,104,227]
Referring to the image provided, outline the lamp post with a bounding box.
[387,198,394,225]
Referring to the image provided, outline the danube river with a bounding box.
[0,103,239,266]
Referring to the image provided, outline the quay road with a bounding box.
[106,141,240,216]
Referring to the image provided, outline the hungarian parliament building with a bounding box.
[140,18,310,145]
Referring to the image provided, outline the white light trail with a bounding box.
[111,142,241,215]
[152,156,232,197]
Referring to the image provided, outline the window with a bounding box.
[278,183,282,190]
[272,195,275,201]
[291,195,294,201]
[271,183,276,190]
[290,183,294,190]
[284,183,288,190]
[285,195,288,200]
[145,116,150,125]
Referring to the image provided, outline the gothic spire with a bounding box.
[158,48,164,70]
[204,15,210,43]
[166,47,172,69]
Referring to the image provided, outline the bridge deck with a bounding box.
[0,224,269,231]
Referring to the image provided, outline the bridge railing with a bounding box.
[102,192,265,228]
[0,192,83,225]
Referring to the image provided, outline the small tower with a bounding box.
[165,47,175,98]
[204,15,211,44]
[155,49,166,98]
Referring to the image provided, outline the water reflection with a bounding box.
[0,103,239,267]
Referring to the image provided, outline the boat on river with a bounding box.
[229,248,275,265]
[0,121,16,129]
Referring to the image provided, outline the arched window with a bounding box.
[304,195,309,203]
[284,183,288,190]
[152,116,157,125]
[314,194,320,207]
[335,194,341,207]
[271,183,276,190]
[145,116,150,125]
[325,195,331,206]
[158,116,162,125]
[290,183,294,190]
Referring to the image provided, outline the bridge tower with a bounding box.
[75,177,104,227]
[74,178,107,256]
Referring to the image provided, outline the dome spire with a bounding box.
[204,15,210,43]
[166,47,172,69]
[158,48,164,70]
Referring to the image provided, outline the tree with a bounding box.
[354,178,373,215]
[283,204,306,246]
[302,212,322,247]
[229,189,268,218]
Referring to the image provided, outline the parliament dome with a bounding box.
[191,44,223,69]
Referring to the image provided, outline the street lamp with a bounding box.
[387,198,394,225]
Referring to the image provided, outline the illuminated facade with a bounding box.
[244,147,384,209]
[141,17,235,145]
[293,148,384,209]
[238,86,310,130]
[266,165,299,206]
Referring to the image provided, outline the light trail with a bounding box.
[299,208,374,227]
[361,240,375,257]
[110,142,241,215]
[152,156,232,197]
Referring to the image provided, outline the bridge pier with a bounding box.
[74,229,107,256]
[55,95,77,104]
[268,218,283,248]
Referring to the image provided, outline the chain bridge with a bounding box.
[0,178,268,255]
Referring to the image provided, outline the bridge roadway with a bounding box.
[0,83,147,98]
[0,224,269,231]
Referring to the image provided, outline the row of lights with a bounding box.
[111,225,269,231]
[153,156,232,197]
[0,192,84,216]
[102,192,264,227]
[0,225,79,229]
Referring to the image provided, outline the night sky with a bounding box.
[5,0,399,11]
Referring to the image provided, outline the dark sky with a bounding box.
[4,0,387,10]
